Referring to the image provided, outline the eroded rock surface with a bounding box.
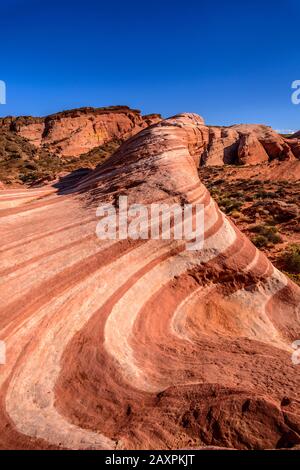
[203,123,300,166]
[0,113,299,450]
[0,106,161,157]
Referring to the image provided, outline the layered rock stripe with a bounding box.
[0,114,300,450]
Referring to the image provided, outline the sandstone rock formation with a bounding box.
[1,107,299,180]
[0,106,162,158]
[202,123,300,166]
[237,132,269,165]
[0,113,299,450]
[0,107,162,186]
[291,130,300,139]
[201,126,239,166]
[285,135,300,159]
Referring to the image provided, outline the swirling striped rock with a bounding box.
[0,113,299,450]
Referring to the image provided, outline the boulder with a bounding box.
[237,132,269,165]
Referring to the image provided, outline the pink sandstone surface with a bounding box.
[0,113,299,450]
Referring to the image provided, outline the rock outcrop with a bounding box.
[201,127,239,166]
[291,130,300,139]
[0,113,299,450]
[0,106,162,158]
[0,107,162,186]
[202,123,300,166]
[237,132,269,165]
[1,107,299,172]
[285,135,300,159]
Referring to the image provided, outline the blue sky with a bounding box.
[0,0,299,129]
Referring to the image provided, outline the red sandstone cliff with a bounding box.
[202,124,300,166]
[1,106,299,168]
[0,106,162,158]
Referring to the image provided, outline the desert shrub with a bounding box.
[24,162,38,170]
[210,188,221,197]
[251,224,282,246]
[251,234,269,248]
[214,178,225,185]
[253,190,277,199]
[219,197,243,214]
[230,210,242,219]
[258,208,270,216]
[230,190,244,199]
[275,187,286,196]
[281,244,300,274]
[19,172,38,183]
[265,217,277,226]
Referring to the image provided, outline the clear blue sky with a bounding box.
[0,0,299,129]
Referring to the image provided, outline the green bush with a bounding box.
[251,234,269,248]
[230,210,242,219]
[281,245,300,274]
[253,190,277,199]
[219,197,243,214]
[251,224,282,247]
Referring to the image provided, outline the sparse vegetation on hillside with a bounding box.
[250,224,282,247]
[279,244,300,286]
[199,165,300,281]
[0,131,121,186]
